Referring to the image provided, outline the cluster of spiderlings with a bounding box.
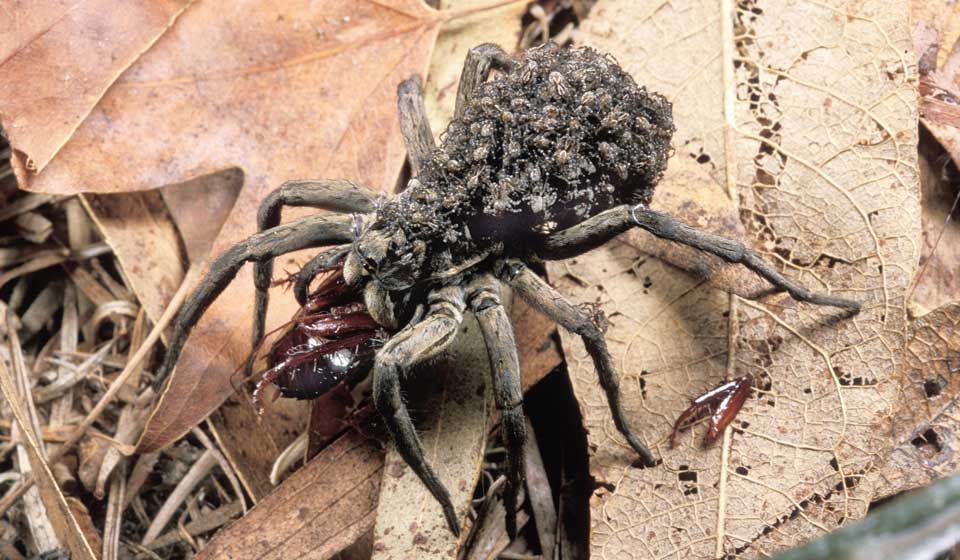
[381,42,675,254]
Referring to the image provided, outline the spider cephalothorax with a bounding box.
[156,42,860,537]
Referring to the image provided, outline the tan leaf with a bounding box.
[0,0,194,176]
[195,430,384,560]
[749,300,960,554]
[80,192,187,326]
[549,1,919,558]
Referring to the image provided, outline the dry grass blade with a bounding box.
[141,448,219,546]
[0,318,96,559]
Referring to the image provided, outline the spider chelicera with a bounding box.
[155,42,860,537]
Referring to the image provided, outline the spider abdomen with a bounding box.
[380,43,675,254]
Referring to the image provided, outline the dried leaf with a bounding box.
[0,0,194,175]
[910,130,960,316]
[81,192,187,326]
[114,0,443,452]
[160,168,244,263]
[195,430,384,560]
[870,301,960,499]
[548,1,919,558]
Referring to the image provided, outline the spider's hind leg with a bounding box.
[454,43,513,120]
[538,204,861,312]
[498,259,658,467]
[397,76,435,174]
[467,273,526,539]
[251,180,376,374]
[156,213,355,388]
[372,285,466,535]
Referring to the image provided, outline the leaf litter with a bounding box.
[5,0,960,558]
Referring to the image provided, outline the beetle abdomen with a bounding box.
[259,263,389,401]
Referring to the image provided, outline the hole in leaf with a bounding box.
[911,427,943,454]
[924,378,945,398]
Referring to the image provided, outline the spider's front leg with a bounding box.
[466,274,525,539]
[251,180,376,373]
[538,203,861,312]
[155,213,355,386]
[498,260,658,467]
[372,284,466,535]
[292,245,350,305]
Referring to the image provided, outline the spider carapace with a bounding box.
[155,42,860,537]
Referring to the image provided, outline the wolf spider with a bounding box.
[156,43,860,536]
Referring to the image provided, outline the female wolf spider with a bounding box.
[156,43,860,536]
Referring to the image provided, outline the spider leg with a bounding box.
[293,245,350,306]
[155,213,354,387]
[397,76,435,174]
[538,204,861,312]
[498,259,657,467]
[372,285,466,536]
[454,43,514,120]
[252,180,376,373]
[467,274,525,539]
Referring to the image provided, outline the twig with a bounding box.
[141,449,219,546]
[146,501,243,550]
[0,241,111,290]
[194,425,248,515]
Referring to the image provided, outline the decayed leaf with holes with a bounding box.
[870,302,960,499]
[747,300,960,554]
[548,1,919,557]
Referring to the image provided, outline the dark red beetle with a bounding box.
[669,376,753,448]
[252,261,390,413]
